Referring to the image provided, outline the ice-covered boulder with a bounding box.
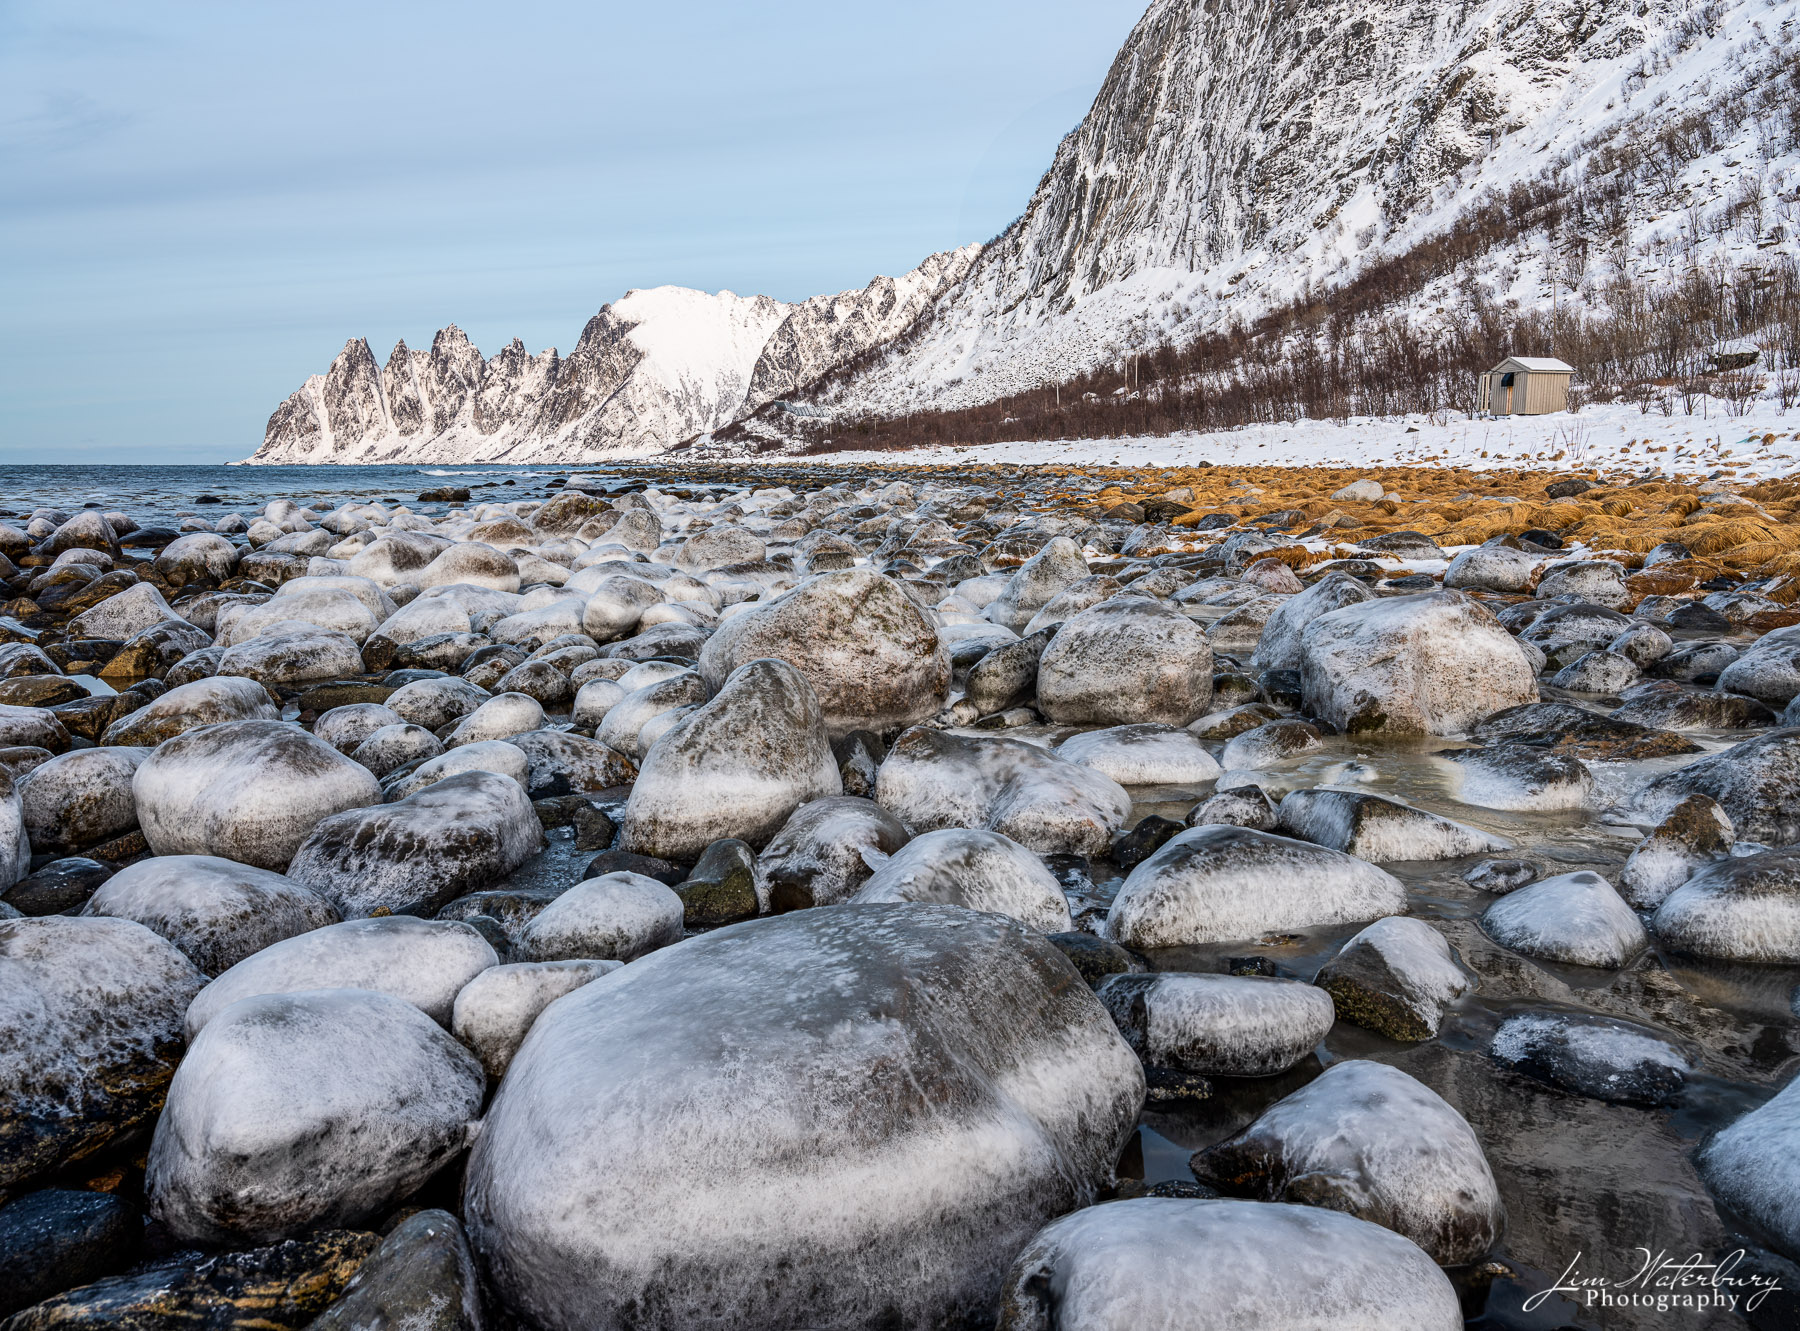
[0,916,205,1191]
[1191,1059,1503,1265]
[1185,785,1278,831]
[0,780,32,887]
[215,622,366,687]
[387,675,490,731]
[463,904,1143,1331]
[445,691,546,747]
[594,672,709,756]
[1096,972,1333,1074]
[1053,723,1222,785]
[1251,572,1376,673]
[221,587,378,646]
[1298,592,1538,736]
[1700,1072,1800,1258]
[1442,743,1593,812]
[758,795,911,911]
[1620,794,1734,909]
[675,525,765,572]
[994,1199,1461,1331]
[415,542,520,593]
[1552,650,1641,694]
[696,570,950,737]
[1106,826,1404,949]
[1491,1011,1688,1106]
[0,703,70,753]
[619,659,841,860]
[1036,597,1214,726]
[515,871,684,962]
[384,740,531,801]
[1315,916,1471,1041]
[1634,729,1800,846]
[1518,602,1632,665]
[986,536,1088,631]
[133,720,383,871]
[1535,558,1628,607]
[286,770,541,919]
[450,959,619,1078]
[875,727,1130,858]
[1479,871,1646,967]
[100,676,277,747]
[80,854,338,975]
[307,1209,485,1331]
[851,827,1073,932]
[506,728,636,797]
[184,916,497,1038]
[16,747,144,855]
[1218,719,1324,771]
[313,702,406,754]
[1275,789,1506,862]
[156,531,238,583]
[1716,628,1800,706]
[66,582,178,641]
[1651,847,1800,963]
[147,988,485,1244]
[350,722,445,778]
[963,629,1049,716]
[1444,545,1538,593]
[573,573,662,642]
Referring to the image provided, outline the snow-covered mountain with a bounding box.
[744,0,1799,427]
[248,248,976,464]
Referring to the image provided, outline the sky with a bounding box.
[0,0,1147,463]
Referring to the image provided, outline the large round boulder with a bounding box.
[851,827,1073,932]
[16,748,144,855]
[100,676,278,747]
[1036,596,1214,726]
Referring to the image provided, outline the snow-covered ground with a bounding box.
[789,400,1800,479]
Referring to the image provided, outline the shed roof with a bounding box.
[1491,355,1574,374]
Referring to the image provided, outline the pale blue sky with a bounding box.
[0,0,1146,462]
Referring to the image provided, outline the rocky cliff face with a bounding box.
[248,248,976,464]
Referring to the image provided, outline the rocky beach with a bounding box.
[3,460,1800,1330]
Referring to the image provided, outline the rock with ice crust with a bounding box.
[875,726,1130,858]
[1298,592,1538,736]
[146,987,484,1245]
[1699,1071,1800,1259]
[515,871,684,962]
[1275,788,1506,862]
[312,702,406,754]
[286,769,539,919]
[100,676,277,747]
[1252,572,1376,673]
[1096,971,1334,1074]
[1315,916,1471,1041]
[307,1208,485,1331]
[384,739,530,801]
[619,659,841,860]
[994,1198,1461,1331]
[1036,596,1214,726]
[986,536,1089,632]
[594,672,709,756]
[1490,1011,1688,1105]
[1619,794,1733,909]
[758,795,911,910]
[1479,871,1646,967]
[1651,847,1800,963]
[1634,729,1800,846]
[446,692,545,747]
[220,587,378,646]
[451,959,619,1078]
[132,719,383,871]
[463,903,1143,1331]
[1442,743,1593,812]
[17,747,144,854]
[184,915,496,1038]
[1106,825,1404,949]
[386,675,490,731]
[215,622,366,687]
[1191,1059,1503,1265]
[1054,722,1222,785]
[851,827,1073,932]
[1218,719,1322,771]
[80,853,338,975]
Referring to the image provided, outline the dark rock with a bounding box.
[0,677,86,709]
[306,1209,479,1331]
[1109,815,1185,871]
[1464,858,1538,893]
[416,488,472,504]
[1045,931,1142,986]
[436,886,562,940]
[1490,1011,1688,1106]
[1142,1068,1214,1104]
[1544,478,1595,499]
[583,849,686,886]
[1257,667,1303,709]
[830,729,885,799]
[294,681,398,713]
[0,1189,141,1320]
[1470,701,1701,761]
[1,858,113,917]
[676,839,760,928]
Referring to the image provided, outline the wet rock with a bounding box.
[1471,701,1701,761]
[450,960,618,1079]
[994,1199,1460,1331]
[99,676,277,746]
[1054,722,1221,785]
[1479,870,1646,967]
[1464,858,1538,893]
[1276,788,1505,862]
[147,988,484,1244]
[305,1209,482,1331]
[676,838,760,927]
[184,916,497,1037]
[1105,825,1404,949]
[1097,972,1333,1074]
[1316,916,1472,1041]
[1190,1059,1503,1265]
[1700,1073,1800,1259]
[1037,597,1213,726]
[1108,814,1185,871]
[1184,702,1279,740]
[463,903,1142,1331]
[1620,794,1734,909]
[1635,729,1800,845]
[0,1188,142,1321]
[1184,785,1278,831]
[620,659,839,860]
[1299,592,1538,736]
[1443,743,1594,812]
[1652,847,1800,963]
[0,916,205,1191]
[852,827,1072,932]
[759,796,909,911]
[2,857,113,916]
[1046,931,1142,985]
[874,727,1129,858]
[133,720,383,871]
[1218,719,1323,770]
[81,855,338,975]
[515,871,685,962]
[1491,1011,1688,1106]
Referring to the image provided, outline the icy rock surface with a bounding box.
[1275,789,1506,862]
[1620,793,1734,909]
[1096,972,1334,1074]
[1479,871,1647,968]
[1634,729,1800,846]
[515,871,684,962]
[1251,572,1376,673]
[1036,596,1214,726]
[185,916,497,1038]
[875,727,1130,858]
[994,1198,1461,1331]
[132,720,383,871]
[451,959,619,1079]
[1053,723,1222,785]
[0,916,205,1190]
[386,676,490,731]
[447,692,546,746]
[463,903,1143,1331]
[99,676,277,747]
[1490,1011,1689,1106]
[852,827,1074,933]
[308,1208,485,1331]
[312,703,406,754]
[1315,916,1471,1041]
[1191,1059,1503,1265]
[1298,592,1538,736]
[594,672,709,756]
[506,728,637,796]
[620,659,841,860]
[1442,743,1594,812]
[987,537,1089,631]
[286,770,541,918]
[81,854,338,975]
[1106,825,1404,949]
[350,722,445,778]
[221,588,378,646]
[1651,847,1800,964]
[697,570,950,737]
[215,622,366,687]
[758,795,911,910]
[147,987,485,1244]
[1700,1072,1800,1259]
[384,740,530,800]
[1217,720,1322,771]
[16,747,144,855]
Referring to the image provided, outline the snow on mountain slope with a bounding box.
[248,249,977,464]
[775,0,1800,421]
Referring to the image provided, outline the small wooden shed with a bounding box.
[1478,356,1574,415]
